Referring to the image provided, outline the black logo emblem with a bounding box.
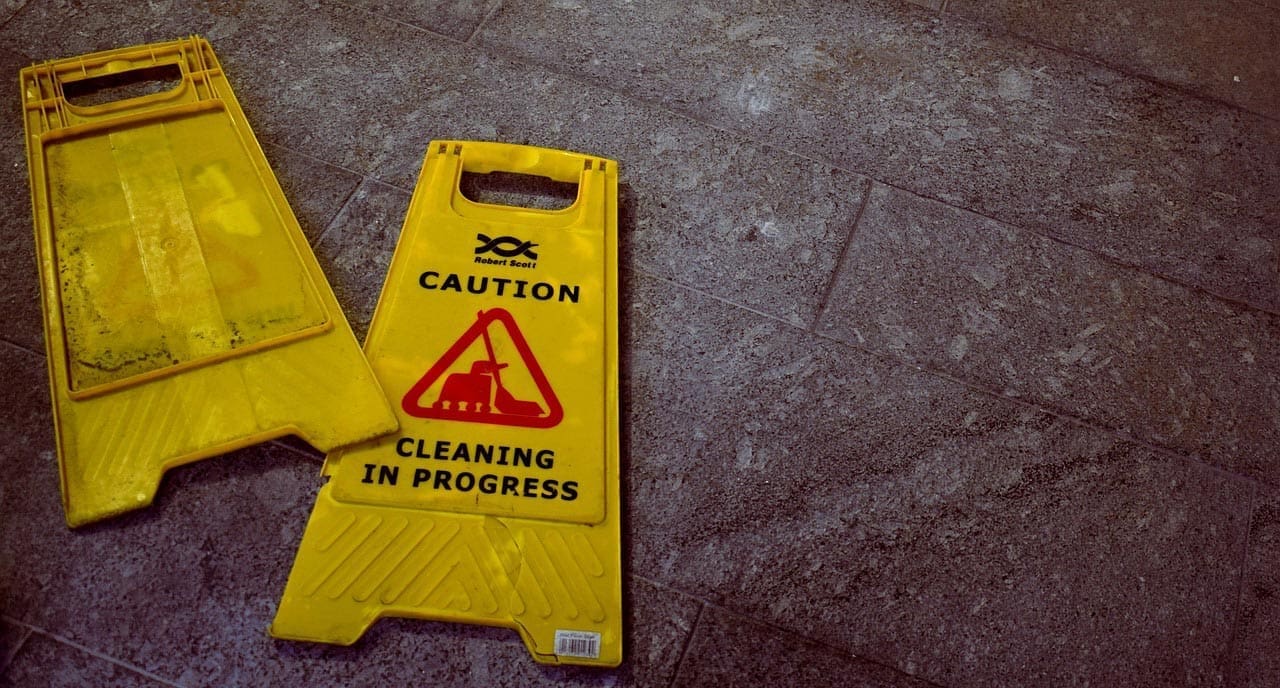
[475,234,538,260]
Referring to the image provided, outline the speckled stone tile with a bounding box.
[339,0,498,40]
[479,0,1280,313]
[0,635,169,688]
[0,343,59,623]
[625,274,1251,687]
[819,183,1280,485]
[1231,488,1280,688]
[314,179,410,342]
[672,606,933,687]
[0,1,25,26]
[0,620,28,673]
[944,0,1280,120]
[261,143,364,245]
[1,46,42,353]
[2,0,869,327]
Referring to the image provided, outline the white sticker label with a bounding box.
[554,629,601,659]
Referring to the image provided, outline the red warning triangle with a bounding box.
[401,308,563,428]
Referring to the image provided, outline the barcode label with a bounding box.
[554,629,601,659]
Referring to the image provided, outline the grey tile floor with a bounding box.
[0,1,1277,686]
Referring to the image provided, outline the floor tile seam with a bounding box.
[868,180,1280,319]
[257,142,367,243]
[638,265,1271,492]
[0,9,22,33]
[0,623,31,673]
[261,140,365,180]
[702,607,951,688]
[15,624,184,688]
[809,177,874,332]
[324,0,466,46]
[935,7,1280,125]
[631,265,809,329]
[466,0,506,45]
[0,337,42,359]
[268,438,324,462]
[462,39,1280,321]
[664,600,704,688]
[314,175,380,247]
[631,574,950,688]
[291,0,1277,319]
[808,325,1268,491]
[0,1,33,36]
[1223,482,1259,688]
[358,174,414,196]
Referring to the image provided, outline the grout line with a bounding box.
[4,622,184,688]
[808,325,1269,491]
[1244,0,1280,12]
[0,623,32,673]
[633,575,949,688]
[326,0,462,44]
[361,175,415,194]
[870,181,1280,320]
[261,140,365,180]
[269,438,324,462]
[467,0,505,44]
[464,43,1280,321]
[0,337,43,359]
[260,146,366,247]
[290,4,1280,326]
[809,177,874,333]
[0,1,32,33]
[631,266,808,330]
[311,174,415,247]
[309,0,1276,322]
[632,265,1273,494]
[1223,482,1260,688]
[312,176,370,248]
[665,601,704,688]
[708,607,952,688]
[934,6,1280,125]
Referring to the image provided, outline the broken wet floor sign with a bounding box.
[20,38,397,527]
[272,141,622,666]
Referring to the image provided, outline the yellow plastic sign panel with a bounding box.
[272,141,622,667]
[20,37,398,526]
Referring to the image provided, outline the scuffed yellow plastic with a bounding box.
[272,141,622,667]
[20,37,398,527]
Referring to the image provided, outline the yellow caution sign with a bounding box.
[20,37,398,527]
[272,141,622,667]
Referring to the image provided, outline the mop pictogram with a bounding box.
[401,308,563,428]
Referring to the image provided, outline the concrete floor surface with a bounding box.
[0,1,1277,686]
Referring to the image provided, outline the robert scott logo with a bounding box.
[475,234,539,269]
